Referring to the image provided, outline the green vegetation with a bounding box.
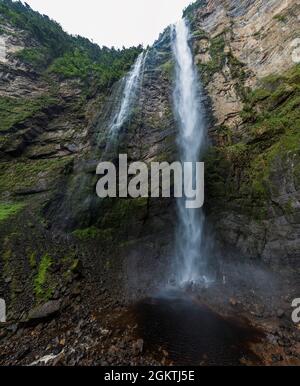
[73,198,148,244]
[195,30,247,97]
[192,29,208,39]
[183,0,207,18]
[48,47,141,90]
[34,253,53,300]
[0,202,24,222]
[0,157,71,194]
[0,0,72,63]
[100,198,148,229]
[207,34,248,94]
[0,94,59,132]
[61,253,80,281]
[273,14,287,23]
[227,53,248,98]
[74,200,148,240]
[206,64,300,219]
[0,0,142,89]
[242,64,300,136]
[28,250,37,269]
[48,49,97,79]
[70,258,80,273]
[160,60,174,78]
[2,248,11,265]
[197,33,227,84]
[283,198,294,216]
[73,226,114,242]
[14,47,48,68]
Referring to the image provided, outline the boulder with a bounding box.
[27,300,61,323]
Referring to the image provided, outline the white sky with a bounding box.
[20,0,194,48]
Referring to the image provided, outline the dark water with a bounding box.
[132,290,262,366]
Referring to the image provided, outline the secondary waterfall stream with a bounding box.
[108,52,145,142]
[172,19,207,285]
[98,51,145,165]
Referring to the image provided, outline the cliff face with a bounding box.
[185,0,300,268]
[0,1,143,314]
[0,0,299,319]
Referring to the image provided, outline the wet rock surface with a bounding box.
[26,300,61,323]
[0,271,299,366]
[0,0,299,367]
[187,0,300,268]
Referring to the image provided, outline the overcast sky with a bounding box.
[20,0,194,48]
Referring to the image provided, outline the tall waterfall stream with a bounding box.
[172,19,208,286]
[117,18,262,366]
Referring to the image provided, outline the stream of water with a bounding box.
[108,52,145,141]
[172,19,208,286]
[103,19,262,366]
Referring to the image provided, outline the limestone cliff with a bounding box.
[0,0,142,314]
[184,0,300,268]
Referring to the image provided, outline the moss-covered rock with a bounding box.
[0,202,24,222]
[206,65,300,220]
[0,95,59,132]
[34,253,53,301]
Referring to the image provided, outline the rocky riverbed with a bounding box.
[1,262,299,366]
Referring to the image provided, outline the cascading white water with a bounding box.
[109,52,145,139]
[172,19,207,285]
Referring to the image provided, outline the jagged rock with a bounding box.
[188,0,300,268]
[7,324,18,334]
[16,346,30,361]
[133,339,144,354]
[71,285,81,298]
[27,301,61,323]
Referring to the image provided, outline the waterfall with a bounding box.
[101,52,145,162]
[172,19,207,285]
[108,52,145,140]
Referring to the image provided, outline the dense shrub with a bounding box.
[0,0,142,88]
